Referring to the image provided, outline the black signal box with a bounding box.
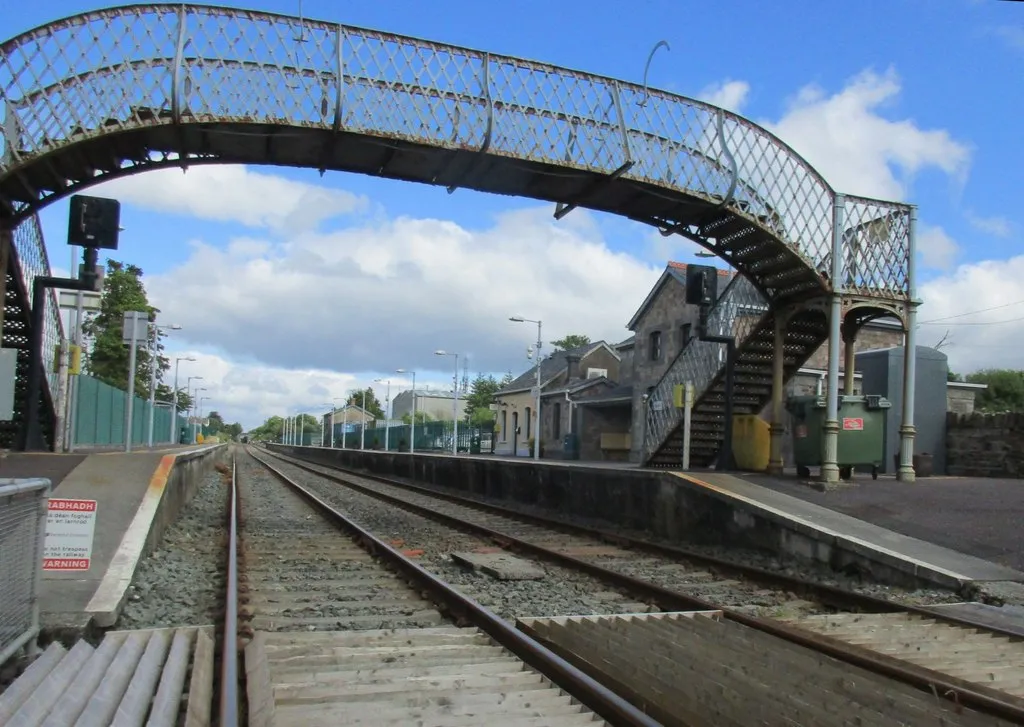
[68,194,121,250]
[685,264,718,306]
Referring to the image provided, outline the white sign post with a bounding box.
[42,498,98,571]
[122,311,149,452]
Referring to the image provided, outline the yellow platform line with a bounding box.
[85,445,220,626]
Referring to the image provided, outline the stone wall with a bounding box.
[946,412,1024,478]
[802,324,903,371]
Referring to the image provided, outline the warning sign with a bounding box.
[42,498,98,571]
[842,417,864,431]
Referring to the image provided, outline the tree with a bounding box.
[551,334,591,351]
[401,410,434,424]
[965,369,1024,412]
[500,371,515,388]
[82,260,169,399]
[249,415,284,441]
[463,373,500,425]
[346,387,385,419]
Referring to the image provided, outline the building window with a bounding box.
[649,331,662,361]
[525,407,531,439]
[680,323,692,348]
[500,410,507,442]
[552,402,562,439]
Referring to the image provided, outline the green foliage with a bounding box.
[469,406,496,426]
[401,410,434,424]
[551,333,591,351]
[346,387,385,419]
[465,373,500,410]
[964,369,1024,412]
[500,371,514,388]
[249,415,284,441]
[947,370,961,382]
[82,260,169,399]
[202,410,244,441]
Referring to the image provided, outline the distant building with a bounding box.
[391,388,469,422]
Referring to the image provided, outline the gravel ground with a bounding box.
[114,464,229,630]
[251,451,662,622]
[267,450,963,608]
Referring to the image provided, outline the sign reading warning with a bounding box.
[43,498,98,571]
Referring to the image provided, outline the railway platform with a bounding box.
[672,471,1024,593]
[2,444,225,633]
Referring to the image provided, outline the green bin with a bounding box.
[786,394,891,480]
[470,434,482,454]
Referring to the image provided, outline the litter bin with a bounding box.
[179,426,189,445]
[786,394,891,480]
[470,434,482,454]
[562,433,580,460]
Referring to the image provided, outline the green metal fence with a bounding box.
[74,374,187,447]
[336,420,495,453]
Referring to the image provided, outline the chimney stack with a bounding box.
[565,353,581,381]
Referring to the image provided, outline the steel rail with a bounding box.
[262,445,1024,724]
[244,446,662,727]
[218,455,240,727]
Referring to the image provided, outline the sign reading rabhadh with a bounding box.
[43,498,98,571]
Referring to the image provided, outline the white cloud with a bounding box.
[93,166,368,233]
[919,257,1024,374]
[966,211,1012,238]
[165,348,466,430]
[699,79,750,113]
[147,203,659,392]
[764,67,971,201]
[918,224,959,271]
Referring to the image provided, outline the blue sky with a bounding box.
[5,0,1023,427]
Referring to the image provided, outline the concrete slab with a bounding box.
[450,551,545,580]
[34,445,222,630]
[671,471,1024,590]
[920,602,1024,638]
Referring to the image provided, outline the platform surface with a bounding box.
[672,471,1024,586]
[742,471,1024,572]
[6,445,218,630]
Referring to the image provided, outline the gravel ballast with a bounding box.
[114,465,228,630]
[265,449,964,609]
[252,450,656,622]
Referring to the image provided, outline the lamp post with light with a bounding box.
[509,316,542,461]
[396,368,416,454]
[170,356,195,444]
[434,351,459,455]
[374,378,392,451]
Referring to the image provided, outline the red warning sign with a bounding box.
[842,417,864,431]
[43,498,98,571]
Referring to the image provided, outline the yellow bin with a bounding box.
[732,415,770,472]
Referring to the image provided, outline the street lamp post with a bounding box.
[197,396,209,441]
[171,356,196,444]
[361,389,367,450]
[146,323,182,447]
[396,368,416,454]
[434,351,459,455]
[510,317,543,461]
[191,386,207,443]
[342,405,348,449]
[374,378,392,452]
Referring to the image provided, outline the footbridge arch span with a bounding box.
[3,3,906,303]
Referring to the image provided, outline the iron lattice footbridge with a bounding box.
[0,4,915,462]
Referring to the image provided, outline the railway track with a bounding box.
[231,447,652,726]
[257,446,1024,723]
